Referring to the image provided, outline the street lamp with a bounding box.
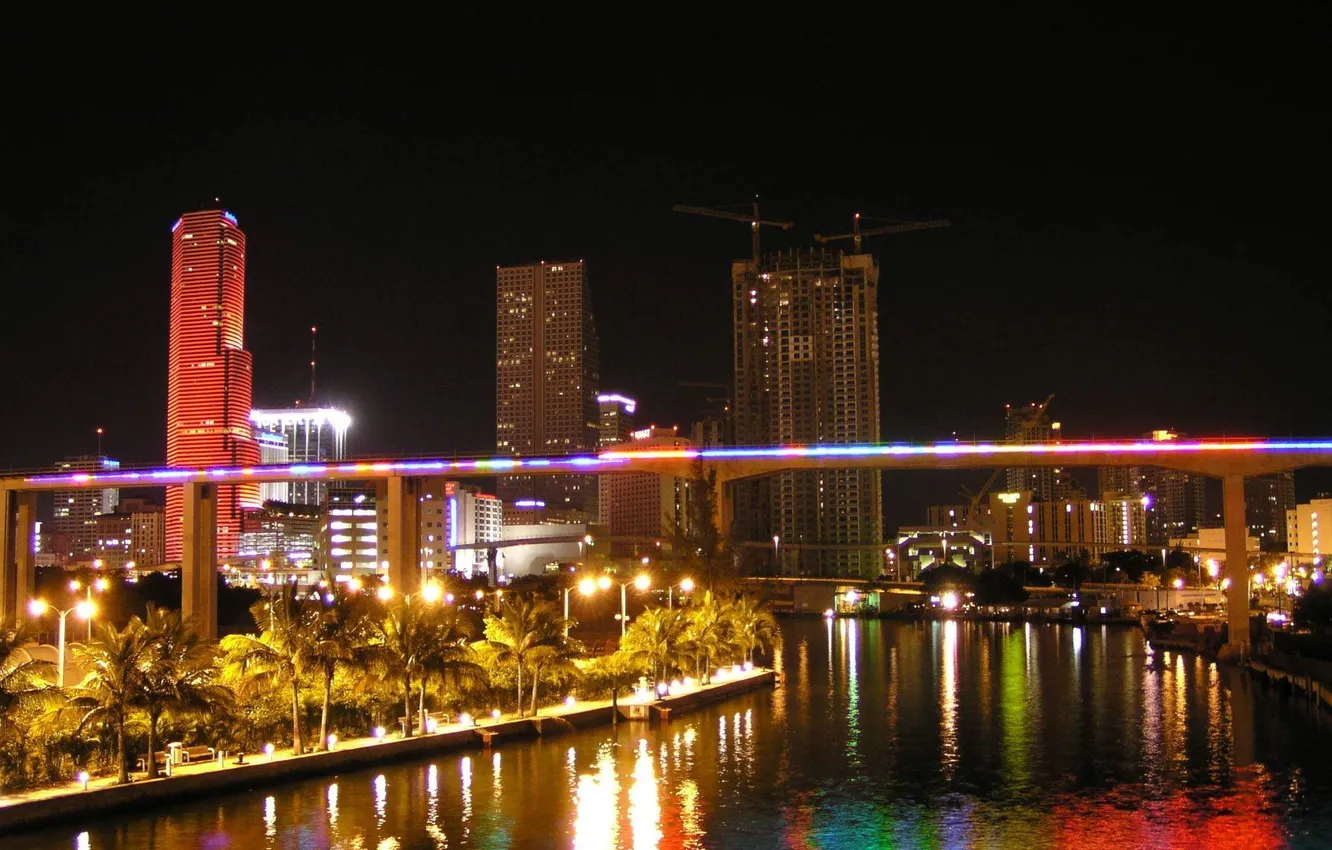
[1172,576,1184,610]
[617,574,651,637]
[564,577,600,638]
[28,599,94,687]
[70,578,110,640]
[670,577,694,610]
[773,536,780,573]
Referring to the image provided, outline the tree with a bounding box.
[1054,549,1092,591]
[309,589,369,750]
[682,591,732,680]
[669,459,734,589]
[974,569,1030,606]
[422,605,488,720]
[525,640,583,716]
[220,590,317,755]
[921,565,976,596]
[1294,585,1332,630]
[622,606,687,685]
[0,619,56,717]
[68,620,153,784]
[726,595,779,665]
[581,650,640,722]
[135,607,230,779]
[483,595,562,717]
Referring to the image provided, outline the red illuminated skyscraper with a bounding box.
[165,209,260,560]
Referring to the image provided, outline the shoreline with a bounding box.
[0,669,775,835]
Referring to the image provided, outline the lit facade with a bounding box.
[496,261,600,520]
[1171,527,1258,562]
[987,491,1109,565]
[255,430,290,503]
[90,498,164,571]
[732,249,883,576]
[1103,494,1148,547]
[323,488,380,578]
[50,455,120,559]
[249,408,351,505]
[444,482,504,578]
[597,393,636,449]
[237,501,323,567]
[166,209,260,560]
[1287,498,1332,562]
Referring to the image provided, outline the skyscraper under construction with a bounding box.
[732,248,883,576]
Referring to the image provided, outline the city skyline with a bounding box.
[4,18,1329,536]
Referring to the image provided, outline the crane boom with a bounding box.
[814,217,952,253]
[673,202,794,263]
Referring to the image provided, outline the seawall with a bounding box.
[0,670,774,834]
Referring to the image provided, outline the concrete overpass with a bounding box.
[4,437,1331,653]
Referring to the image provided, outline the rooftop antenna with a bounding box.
[309,325,318,406]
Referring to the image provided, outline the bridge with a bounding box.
[4,437,1331,655]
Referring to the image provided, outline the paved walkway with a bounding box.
[0,669,770,809]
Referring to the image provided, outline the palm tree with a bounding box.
[683,591,731,681]
[136,607,230,779]
[361,595,457,737]
[68,620,152,784]
[309,589,368,750]
[422,605,488,723]
[0,618,57,716]
[483,595,562,717]
[622,606,686,686]
[582,649,639,723]
[220,589,317,755]
[525,639,584,716]
[726,595,779,665]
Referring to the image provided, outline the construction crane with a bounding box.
[813,212,952,254]
[673,201,794,264]
[958,394,1055,531]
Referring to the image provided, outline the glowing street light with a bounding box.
[28,599,93,687]
[615,575,652,637]
[70,576,110,640]
[377,585,394,602]
[564,577,604,638]
[669,577,695,610]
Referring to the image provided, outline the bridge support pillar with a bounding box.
[1,490,38,624]
[383,475,423,593]
[181,481,218,640]
[1222,473,1250,657]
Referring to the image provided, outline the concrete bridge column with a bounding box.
[1222,473,1250,657]
[383,475,423,593]
[181,482,218,640]
[1,490,38,624]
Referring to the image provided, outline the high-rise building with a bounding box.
[1245,472,1295,552]
[495,261,600,520]
[255,430,290,503]
[1098,430,1208,545]
[598,428,693,553]
[732,248,882,576]
[1103,494,1148,548]
[323,488,380,578]
[249,408,351,505]
[50,455,120,560]
[238,501,323,568]
[1004,402,1082,501]
[1286,498,1332,563]
[90,498,165,571]
[987,491,1110,565]
[597,393,636,449]
[166,209,260,560]
[444,482,504,579]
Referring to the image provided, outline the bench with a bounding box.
[180,745,216,763]
[136,752,168,771]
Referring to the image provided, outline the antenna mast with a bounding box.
[309,325,318,405]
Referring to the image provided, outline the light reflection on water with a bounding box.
[16,620,1332,850]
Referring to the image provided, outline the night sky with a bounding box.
[4,13,1329,529]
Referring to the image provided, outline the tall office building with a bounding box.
[255,430,290,504]
[732,248,882,576]
[249,407,351,504]
[597,393,637,449]
[495,261,600,519]
[50,455,120,561]
[165,208,261,560]
[598,428,693,552]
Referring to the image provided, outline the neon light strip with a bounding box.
[15,440,1332,488]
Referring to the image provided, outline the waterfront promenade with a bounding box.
[0,667,774,833]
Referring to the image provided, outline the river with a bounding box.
[9,619,1332,849]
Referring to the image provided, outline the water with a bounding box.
[11,619,1332,849]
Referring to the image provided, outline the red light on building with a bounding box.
[165,209,260,561]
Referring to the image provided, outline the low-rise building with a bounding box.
[1286,498,1332,563]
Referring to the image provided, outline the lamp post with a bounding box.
[70,578,109,640]
[669,577,694,610]
[773,536,780,573]
[618,574,651,638]
[28,599,94,687]
[565,577,600,639]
